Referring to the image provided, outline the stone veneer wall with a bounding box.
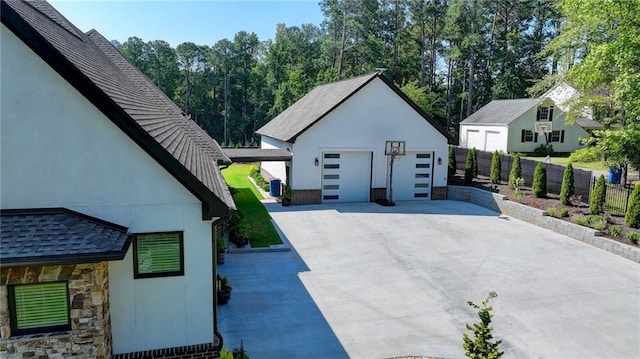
[431,186,447,200]
[113,342,218,359]
[0,262,112,359]
[370,188,387,202]
[291,190,322,205]
[448,185,640,263]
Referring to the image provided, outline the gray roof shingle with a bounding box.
[2,0,235,217]
[223,148,292,162]
[460,99,542,125]
[256,72,451,143]
[1,208,131,267]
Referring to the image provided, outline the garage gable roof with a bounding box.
[460,99,542,126]
[256,72,451,143]
[2,0,234,218]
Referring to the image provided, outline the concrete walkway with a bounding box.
[219,200,640,358]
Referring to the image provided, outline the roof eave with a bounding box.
[2,4,231,220]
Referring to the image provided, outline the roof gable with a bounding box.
[257,72,451,143]
[1,0,234,218]
[460,99,543,126]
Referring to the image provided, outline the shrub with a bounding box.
[590,175,606,214]
[464,149,474,184]
[569,146,603,163]
[490,151,501,184]
[448,146,457,179]
[508,154,522,189]
[608,226,622,237]
[532,162,547,198]
[559,208,569,217]
[590,217,608,231]
[625,184,640,228]
[462,291,503,359]
[573,214,589,226]
[471,148,478,178]
[559,163,575,205]
[546,207,559,217]
[627,231,640,244]
[533,143,554,156]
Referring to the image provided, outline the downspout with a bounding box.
[212,217,225,352]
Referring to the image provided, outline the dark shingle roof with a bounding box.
[256,72,451,143]
[223,148,292,162]
[1,208,131,268]
[575,117,603,129]
[460,99,542,125]
[1,0,234,217]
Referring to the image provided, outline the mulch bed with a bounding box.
[449,172,640,248]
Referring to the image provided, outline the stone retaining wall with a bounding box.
[113,342,217,359]
[448,186,640,263]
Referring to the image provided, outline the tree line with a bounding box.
[114,0,637,150]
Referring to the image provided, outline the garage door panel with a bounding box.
[322,152,371,203]
[392,152,433,201]
[466,130,483,150]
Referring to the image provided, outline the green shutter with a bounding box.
[13,282,69,330]
[136,232,182,274]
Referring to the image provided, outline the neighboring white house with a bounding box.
[256,72,452,204]
[1,1,234,358]
[459,83,600,153]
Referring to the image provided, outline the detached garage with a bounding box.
[257,72,452,205]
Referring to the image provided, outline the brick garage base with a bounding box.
[113,343,218,359]
[431,186,447,200]
[291,190,321,205]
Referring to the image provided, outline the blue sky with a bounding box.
[49,0,325,47]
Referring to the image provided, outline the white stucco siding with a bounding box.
[1,25,214,353]
[292,77,449,191]
[259,136,290,183]
[459,125,508,152]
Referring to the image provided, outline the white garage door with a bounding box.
[485,131,501,152]
[391,152,433,201]
[322,152,372,203]
[466,129,483,150]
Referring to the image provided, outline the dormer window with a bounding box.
[537,105,554,121]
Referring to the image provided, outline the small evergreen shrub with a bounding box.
[508,154,522,189]
[559,163,575,205]
[559,208,569,217]
[625,184,640,228]
[533,143,554,156]
[608,226,622,237]
[590,175,606,214]
[490,151,501,184]
[627,231,640,244]
[448,146,457,179]
[470,148,478,178]
[532,162,547,198]
[464,150,474,184]
[462,291,503,359]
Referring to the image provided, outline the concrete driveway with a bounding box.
[219,200,640,358]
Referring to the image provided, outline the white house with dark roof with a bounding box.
[1,1,233,357]
[257,72,452,204]
[459,83,599,153]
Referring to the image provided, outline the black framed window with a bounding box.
[8,281,71,336]
[134,231,184,279]
[521,130,534,142]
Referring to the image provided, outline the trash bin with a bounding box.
[269,179,281,197]
[608,168,622,184]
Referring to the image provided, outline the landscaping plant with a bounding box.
[463,291,503,359]
[448,146,457,179]
[627,231,639,244]
[625,183,640,228]
[464,150,474,184]
[471,148,478,178]
[490,151,501,184]
[559,163,575,205]
[532,162,547,198]
[508,154,522,189]
[590,175,606,214]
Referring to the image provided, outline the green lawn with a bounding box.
[525,156,608,171]
[221,164,282,248]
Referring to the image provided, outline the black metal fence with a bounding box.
[597,179,634,216]
[455,147,593,203]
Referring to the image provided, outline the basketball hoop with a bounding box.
[385,141,406,157]
[534,122,552,136]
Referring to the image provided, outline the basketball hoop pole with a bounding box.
[385,141,405,204]
[389,152,397,203]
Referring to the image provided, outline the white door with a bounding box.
[391,152,433,201]
[322,152,371,203]
[466,129,483,150]
[485,131,501,152]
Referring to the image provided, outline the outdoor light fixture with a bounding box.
[438,157,442,165]
[314,158,319,166]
